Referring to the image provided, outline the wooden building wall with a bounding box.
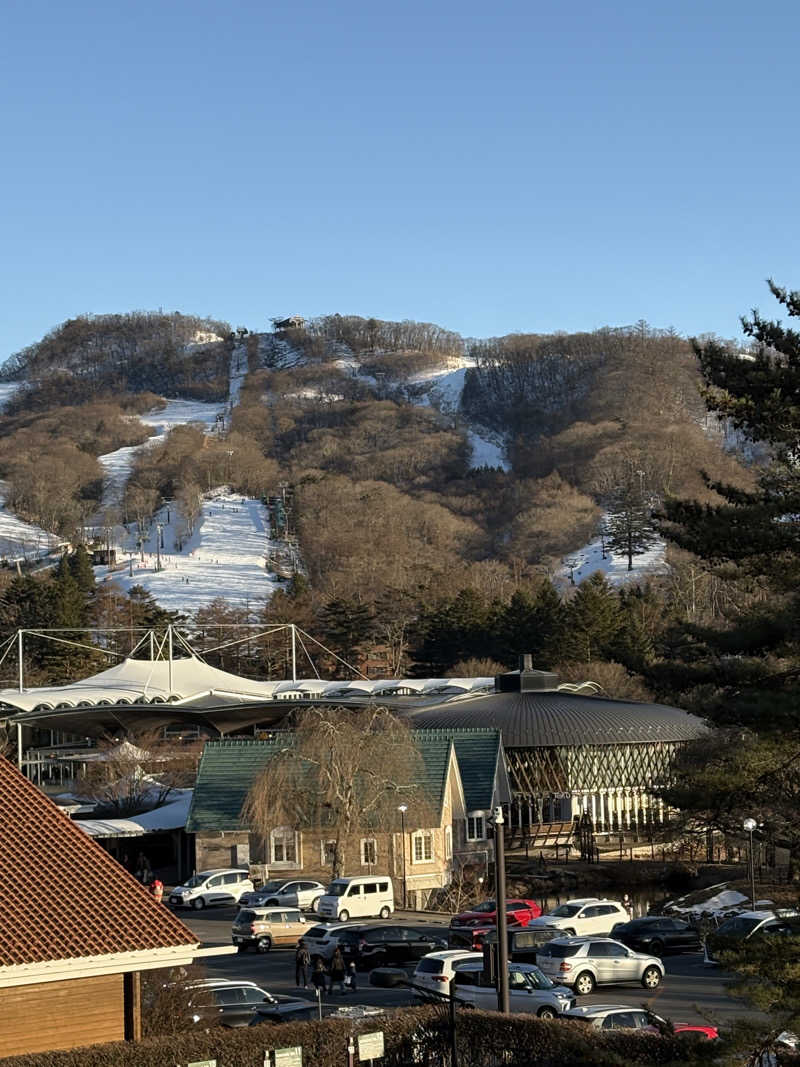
[0,973,124,1058]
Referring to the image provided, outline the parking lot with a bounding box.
[179,905,742,1025]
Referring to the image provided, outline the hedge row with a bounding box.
[0,1005,714,1067]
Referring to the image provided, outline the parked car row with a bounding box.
[169,869,396,920]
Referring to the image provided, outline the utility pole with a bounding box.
[493,806,510,1013]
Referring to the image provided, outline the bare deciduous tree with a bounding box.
[81,730,202,817]
[243,706,433,879]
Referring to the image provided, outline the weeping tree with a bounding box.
[243,706,433,879]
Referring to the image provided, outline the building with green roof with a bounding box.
[187,728,506,908]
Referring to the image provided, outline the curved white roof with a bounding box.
[0,658,495,714]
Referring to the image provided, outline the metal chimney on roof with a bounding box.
[495,656,559,693]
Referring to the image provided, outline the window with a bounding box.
[361,838,377,866]
[270,827,299,865]
[321,840,337,866]
[412,831,433,863]
[364,883,378,895]
[445,826,453,862]
[378,881,388,892]
[466,814,486,841]
[602,1012,637,1030]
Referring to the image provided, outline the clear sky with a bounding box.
[2,0,798,357]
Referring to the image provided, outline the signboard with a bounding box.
[188,1061,217,1067]
[358,1031,385,1061]
[269,1048,302,1067]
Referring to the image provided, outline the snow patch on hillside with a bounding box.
[0,383,21,411]
[0,483,61,562]
[96,490,279,611]
[97,398,225,512]
[559,528,668,587]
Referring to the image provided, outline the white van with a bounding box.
[317,876,394,921]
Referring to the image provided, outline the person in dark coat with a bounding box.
[329,947,346,994]
[295,940,310,988]
[311,956,327,994]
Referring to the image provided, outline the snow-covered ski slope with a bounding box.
[0,384,61,561]
[97,398,226,512]
[96,489,280,612]
[94,343,282,610]
[331,350,510,471]
[558,528,667,588]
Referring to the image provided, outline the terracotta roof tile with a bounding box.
[0,757,197,968]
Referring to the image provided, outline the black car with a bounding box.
[481,924,562,963]
[609,916,702,955]
[337,924,448,967]
[187,981,310,1027]
[248,996,317,1025]
[705,911,800,964]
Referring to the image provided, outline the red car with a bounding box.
[673,1024,719,1041]
[450,898,542,929]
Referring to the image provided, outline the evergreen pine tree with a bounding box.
[499,583,565,667]
[562,573,622,663]
[69,544,96,597]
[319,597,374,675]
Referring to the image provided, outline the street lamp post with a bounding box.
[492,806,510,1014]
[743,817,758,909]
[398,804,408,910]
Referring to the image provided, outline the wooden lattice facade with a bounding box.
[504,739,681,832]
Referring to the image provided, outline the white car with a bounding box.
[239,879,326,912]
[536,937,664,995]
[302,922,362,961]
[169,868,254,910]
[529,898,630,937]
[412,950,483,997]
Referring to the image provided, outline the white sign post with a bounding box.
[357,1031,385,1062]
[268,1047,303,1067]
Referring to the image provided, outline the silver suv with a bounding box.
[535,937,664,995]
[169,868,254,910]
[450,959,575,1018]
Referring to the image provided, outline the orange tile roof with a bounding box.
[0,757,197,967]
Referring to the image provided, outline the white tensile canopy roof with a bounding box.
[0,655,494,713]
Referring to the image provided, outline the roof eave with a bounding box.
[0,942,239,989]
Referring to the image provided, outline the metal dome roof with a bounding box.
[401,689,706,748]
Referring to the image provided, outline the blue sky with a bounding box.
[2,0,798,357]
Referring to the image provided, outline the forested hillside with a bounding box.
[0,306,763,698]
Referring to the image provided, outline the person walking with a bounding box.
[344,960,357,994]
[295,940,310,988]
[329,947,346,994]
[311,956,327,995]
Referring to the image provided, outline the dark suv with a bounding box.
[705,911,800,964]
[336,924,448,967]
[610,916,702,955]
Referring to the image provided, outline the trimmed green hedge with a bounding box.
[0,1006,715,1067]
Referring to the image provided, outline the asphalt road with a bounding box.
[178,905,743,1027]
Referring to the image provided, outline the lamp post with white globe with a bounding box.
[743,817,758,909]
[398,804,408,909]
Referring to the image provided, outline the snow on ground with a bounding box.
[96,490,280,611]
[409,357,475,414]
[558,523,668,588]
[467,429,508,469]
[97,397,226,512]
[228,342,247,410]
[406,357,511,471]
[0,482,60,561]
[0,383,21,411]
